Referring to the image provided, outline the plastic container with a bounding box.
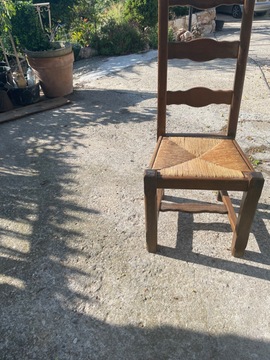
[27,67,36,87]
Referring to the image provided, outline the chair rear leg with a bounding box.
[144,169,158,253]
[231,173,264,257]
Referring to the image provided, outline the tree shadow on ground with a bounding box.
[0,84,155,359]
[0,81,269,358]
[67,88,156,126]
[1,309,270,359]
[0,85,156,297]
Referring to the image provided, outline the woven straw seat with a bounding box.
[144,0,264,257]
[153,137,251,178]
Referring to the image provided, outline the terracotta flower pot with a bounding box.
[26,43,74,98]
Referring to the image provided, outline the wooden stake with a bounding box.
[0,37,11,68]
[9,32,27,88]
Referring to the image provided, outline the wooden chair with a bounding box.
[144,0,264,257]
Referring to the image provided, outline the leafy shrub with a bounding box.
[0,0,15,54]
[145,24,177,50]
[169,6,189,19]
[11,1,50,51]
[168,27,175,42]
[146,25,158,50]
[32,0,76,28]
[69,0,113,47]
[70,19,94,47]
[124,0,158,29]
[92,19,146,56]
[0,0,15,35]
[105,1,126,24]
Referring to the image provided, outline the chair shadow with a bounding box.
[157,195,270,281]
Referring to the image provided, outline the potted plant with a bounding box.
[11,1,74,98]
[0,0,39,109]
[0,0,25,83]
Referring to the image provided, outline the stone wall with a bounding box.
[169,8,216,41]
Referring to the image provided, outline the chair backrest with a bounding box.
[157,0,255,139]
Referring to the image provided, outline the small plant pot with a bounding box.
[9,82,40,106]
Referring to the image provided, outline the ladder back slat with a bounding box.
[168,0,243,8]
[167,88,233,107]
[168,40,240,61]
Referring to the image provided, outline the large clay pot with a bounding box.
[26,43,74,98]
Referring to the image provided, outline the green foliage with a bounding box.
[145,24,176,50]
[70,0,112,28]
[69,0,113,47]
[249,156,262,167]
[92,19,146,56]
[124,0,158,29]
[105,1,126,24]
[168,27,175,42]
[0,0,164,57]
[32,0,77,28]
[11,1,51,51]
[70,19,94,47]
[0,0,14,56]
[0,0,15,35]
[146,25,158,50]
[169,6,189,19]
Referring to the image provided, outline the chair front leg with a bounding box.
[231,173,264,257]
[144,169,158,253]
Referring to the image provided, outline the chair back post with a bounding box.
[227,0,255,138]
[157,0,255,139]
[157,0,169,139]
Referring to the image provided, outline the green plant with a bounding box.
[169,6,189,19]
[124,0,158,29]
[32,0,77,29]
[0,0,15,34]
[11,1,51,51]
[105,1,126,24]
[0,0,26,83]
[70,17,95,47]
[249,156,262,167]
[146,25,158,49]
[145,24,176,50]
[92,19,146,56]
[0,0,15,55]
[168,27,175,42]
[69,0,113,47]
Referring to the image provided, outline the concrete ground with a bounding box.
[0,16,270,360]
